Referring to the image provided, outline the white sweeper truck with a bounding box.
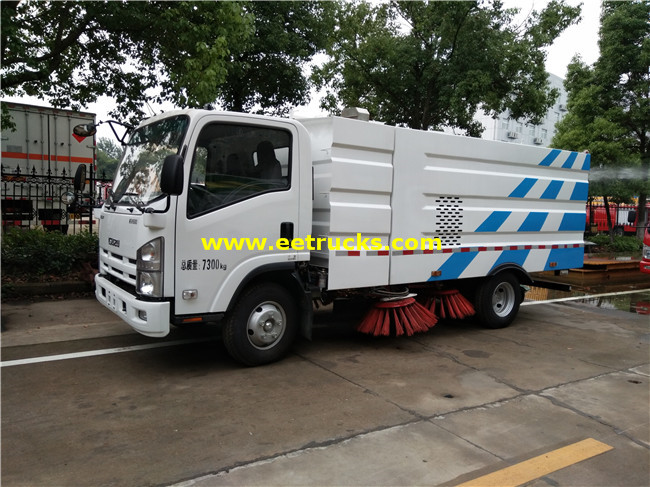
[69,108,589,365]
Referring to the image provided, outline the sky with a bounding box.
[527,0,601,78]
[5,0,602,142]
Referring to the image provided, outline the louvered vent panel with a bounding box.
[434,196,463,246]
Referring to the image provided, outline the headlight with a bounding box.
[643,245,650,260]
[138,239,162,271]
[137,237,164,297]
[137,271,163,296]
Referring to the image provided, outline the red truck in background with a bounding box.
[641,225,650,274]
[586,202,650,236]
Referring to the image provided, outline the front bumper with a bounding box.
[95,274,171,337]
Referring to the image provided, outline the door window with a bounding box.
[187,123,291,217]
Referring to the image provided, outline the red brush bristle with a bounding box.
[378,309,391,336]
[357,307,381,334]
[429,290,475,320]
[357,297,438,336]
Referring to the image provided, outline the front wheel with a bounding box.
[222,282,297,366]
[475,272,521,329]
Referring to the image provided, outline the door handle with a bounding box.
[280,222,294,242]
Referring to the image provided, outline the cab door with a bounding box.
[173,114,302,316]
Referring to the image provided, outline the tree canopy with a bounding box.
[217,1,335,116]
[1,1,252,122]
[313,0,581,134]
[1,1,333,125]
[552,0,649,237]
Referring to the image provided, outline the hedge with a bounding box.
[2,228,99,280]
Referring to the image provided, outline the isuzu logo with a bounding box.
[108,238,120,248]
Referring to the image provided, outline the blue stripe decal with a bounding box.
[490,249,531,272]
[539,149,562,166]
[428,251,479,281]
[559,213,585,231]
[541,180,563,200]
[582,153,591,171]
[476,211,511,232]
[509,178,537,198]
[570,182,589,201]
[544,247,583,271]
[518,212,549,232]
[562,152,578,169]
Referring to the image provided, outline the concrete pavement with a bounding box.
[1,295,649,486]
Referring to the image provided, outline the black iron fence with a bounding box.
[1,164,112,234]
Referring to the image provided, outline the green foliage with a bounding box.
[1,1,334,126]
[587,234,643,253]
[1,1,253,125]
[313,0,580,133]
[1,102,15,131]
[552,1,649,237]
[96,137,123,180]
[218,1,336,116]
[1,228,98,279]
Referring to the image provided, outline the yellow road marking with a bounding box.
[456,438,613,487]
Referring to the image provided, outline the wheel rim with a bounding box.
[491,281,516,317]
[246,301,286,349]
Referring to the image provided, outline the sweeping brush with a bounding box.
[357,296,437,336]
[427,289,475,320]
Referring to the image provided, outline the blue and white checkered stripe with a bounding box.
[333,148,589,285]
[538,149,590,171]
[423,243,583,281]
[426,148,590,281]
[335,243,584,282]
[475,149,589,234]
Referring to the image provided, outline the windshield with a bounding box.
[110,115,189,206]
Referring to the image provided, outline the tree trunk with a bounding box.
[636,192,648,240]
[636,153,649,240]
[603,196,614,244]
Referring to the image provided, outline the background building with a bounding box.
[472,73,568,147]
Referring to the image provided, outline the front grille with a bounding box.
[99,247,137,287]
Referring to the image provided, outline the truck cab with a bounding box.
[95,110,313,364]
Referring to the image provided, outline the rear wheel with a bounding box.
[476,272,521,329]
[223,282,297,366]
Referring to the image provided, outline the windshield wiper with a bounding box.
[123,193,157,214]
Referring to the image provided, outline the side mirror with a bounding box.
[74,164,87,192]
[61,191,76,206]
[73,123,98,137]
[160,155,184,195]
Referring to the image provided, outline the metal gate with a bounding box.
[1,164,112,234]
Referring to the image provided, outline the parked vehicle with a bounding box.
[84,109,589,365]
[586,202,650,236]
[1,101,96,233]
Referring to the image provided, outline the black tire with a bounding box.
[475,272,521,329]
[222,282,297,366]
